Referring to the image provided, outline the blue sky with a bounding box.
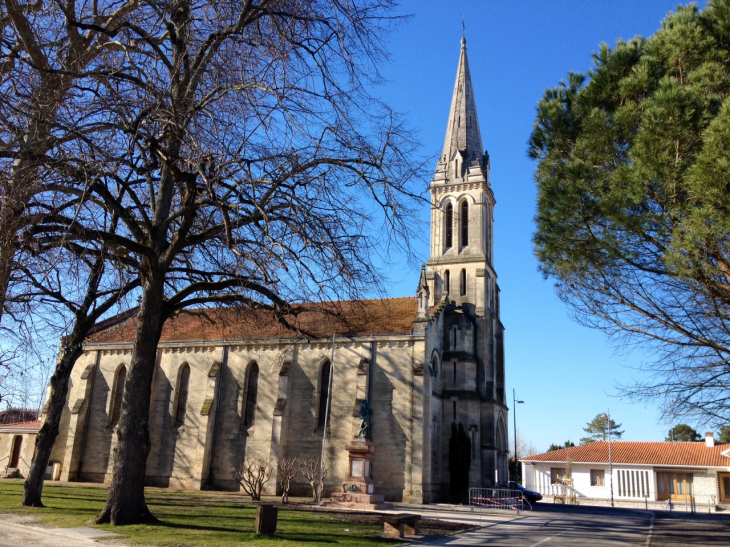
[375,0,713,451]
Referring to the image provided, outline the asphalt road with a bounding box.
[415,505,730,546]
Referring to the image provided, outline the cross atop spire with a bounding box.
[440,37,483,173]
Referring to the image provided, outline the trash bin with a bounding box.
[255,505,277,535]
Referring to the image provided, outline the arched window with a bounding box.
[445,203,453,249]
[444,270,450,295]
[318,361,332,428]
[174,364,191,426]
[110,365,126,425]
[243,362,259,427]
[9,435,22,468]
[460,269,467,296]
[460,200,469,247]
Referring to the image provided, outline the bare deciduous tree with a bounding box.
[232,458,274,501]
[13,0,422,524]
[276,457,300,504]
[0,0,140,320]
[14,246,137,507]
[0,0,148,509]
[301,457,330,503]
[11,0,423,526]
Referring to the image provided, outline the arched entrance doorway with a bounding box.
[9,435,22,468]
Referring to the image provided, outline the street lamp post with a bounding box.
[513,389,524,483]
[602,410,614,507]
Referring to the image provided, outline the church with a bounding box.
[38,37,508,503]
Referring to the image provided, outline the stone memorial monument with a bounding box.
[328,400,393,509]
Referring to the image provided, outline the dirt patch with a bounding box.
[0,513,131,547]
[315,510,474,536]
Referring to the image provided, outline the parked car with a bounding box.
[508,481,543,504]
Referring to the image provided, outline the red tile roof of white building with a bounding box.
[522,441,730,468]
[0,420,41,430]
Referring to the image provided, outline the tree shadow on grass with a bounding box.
[134,516,396,545]
[142,519,373,544]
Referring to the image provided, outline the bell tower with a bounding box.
[422,37,508,497]
[428,36,496,317]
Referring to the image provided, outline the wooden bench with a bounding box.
[380,513,420,538]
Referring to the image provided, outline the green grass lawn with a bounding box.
[0,481,398,546]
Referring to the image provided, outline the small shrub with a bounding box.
[277,457,301,503]
[232,458,274,501]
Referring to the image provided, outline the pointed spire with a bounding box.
[441,37,484,168]
[416,262,428,292]
[415,263,430,322]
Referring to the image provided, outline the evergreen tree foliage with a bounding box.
[529,0,730,426]
[448,422,471,504]
[717,426,730,443]
[580,414,624,444]
[666,424,701,442]
[547,440,576,452]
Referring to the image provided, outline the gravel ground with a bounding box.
[0,514,130,547]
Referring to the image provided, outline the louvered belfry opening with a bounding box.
[461,200,468,247]
[445,203,453,249]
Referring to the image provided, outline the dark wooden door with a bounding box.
[9,435,22,467]
[720,473,730,504]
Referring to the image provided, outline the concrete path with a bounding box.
[403,504,730,546]
[416,511,652,546]
[0,515,127,547]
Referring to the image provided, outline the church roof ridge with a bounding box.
[440,36,483,165]
[86,296,418,345]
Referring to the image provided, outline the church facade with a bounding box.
[42,38,508,503]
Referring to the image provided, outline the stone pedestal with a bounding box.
[328,438,393,510]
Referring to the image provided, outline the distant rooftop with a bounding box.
[0,408,38,425]
[0,420,41,431]
[522,441,730,468]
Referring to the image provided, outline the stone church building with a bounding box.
[40,37,508,503]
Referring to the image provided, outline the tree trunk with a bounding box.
[95,278,165,525]
[22,341,84,506]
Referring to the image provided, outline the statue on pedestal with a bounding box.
[357,399,372,439]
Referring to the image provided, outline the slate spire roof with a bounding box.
[441,36,484,165]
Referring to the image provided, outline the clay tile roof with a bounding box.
[522,441,730,468]
[88,297,418,345]
[0,420,41,430]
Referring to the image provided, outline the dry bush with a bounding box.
[276,457,301,503]
[232,458,274,501]
[301,457,330,503]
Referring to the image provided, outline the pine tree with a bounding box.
[717,426,730,443]
[580,414,624,444]
[529,0,730,426]
[547,440,575,452]
[666,424,701,442]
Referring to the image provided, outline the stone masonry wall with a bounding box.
[59,335,422,503]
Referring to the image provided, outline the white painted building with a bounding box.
[521,434,730,509]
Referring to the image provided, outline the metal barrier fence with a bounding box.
[469,488,532,512]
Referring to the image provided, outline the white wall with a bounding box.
[522,462,724,504]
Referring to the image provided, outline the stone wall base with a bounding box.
[542,495,720,513]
